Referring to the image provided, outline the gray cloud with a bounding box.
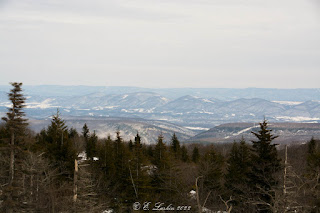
[0,0,319,88]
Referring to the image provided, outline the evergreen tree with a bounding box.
[100,135,115,176]
[192,146,200,163]
[200,145,224,192]
[181,145,189,162]
[305,137,320,209]
[46,109,67,146]
[307,137,320,175]
[1,82,28,213]
[153,134,169,170]
[37,110,76,173]
[198,145,224,210]
[151,134,172,200]
[225,138,251,210]
[87,130,97,160]
[68,127,78,138]
[82,123,90,158]
[129,133,151,200]
[82,123,89,139]
[128,139,134,152]
[113,131,130,190]
[170,133,181,159]
[249,119,281,212]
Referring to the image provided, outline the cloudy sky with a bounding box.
[0,0,319,88]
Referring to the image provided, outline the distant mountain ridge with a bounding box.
[1,85,320,101]
[1,86,320,132]
[188,122,320,146]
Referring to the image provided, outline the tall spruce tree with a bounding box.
[82,123,89,139]
[1,82,28,213]
[1,83,28,183]
[192,146,200,163]
[198,145,224,210]
[181,145,189,162]
[307,137,320,175]
[151,134,172,200]
[38,110,76,173]
[225,138,251,210]
[170,133,181,159]
[130,133,151,200]
[153,134,169,170]
[200,145,224,192]
[87,130,97,160]
[305,137,320,210]
[249,119,281,212]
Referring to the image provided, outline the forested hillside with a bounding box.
[1,83,320,212]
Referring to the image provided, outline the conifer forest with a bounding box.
[1,83,320,213]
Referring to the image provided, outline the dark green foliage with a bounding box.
[192,146,200,163]
[147,145,153,158]
[305,137,320,209]
[197,145,224,211]
[151,134,173,200]
[225,139,251,210]
[307,137,320,173]
[170,133,181,159]
[2,84,319,212]
[102,135,115,176]
[0,82,28,213]
[68,127,78,138]
[249,119,281,212]
[153,134,169,170]
[36,110,76,173]
[87,131,97,160]
[225,139,251,190]
[200,145,224,192]
[129,133,152,201]
[0,123,9,145]
[113,131,131,194]
[113,131,127,173]
[1,82,28,144]
[128,139,133,151]
[82,123,97,160]
[82,123,89,139]
[181,145,189,162]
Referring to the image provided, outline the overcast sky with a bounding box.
[0,0,319,88]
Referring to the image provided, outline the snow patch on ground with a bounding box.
[26,98,60,109]
[276,116,320,122]
[102,209,114,213]
[225,125,259,139]
[185,126,210,131]
[202,99,214,103]
[93,106,104,110]
[272,101,303,105]
[198,111,214,115]
[161,97,168,102]
[189,190,196,199]
[104,106,118,109]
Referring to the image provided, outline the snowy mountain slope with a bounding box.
[189,123,320,145]
[1,88,320,129]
